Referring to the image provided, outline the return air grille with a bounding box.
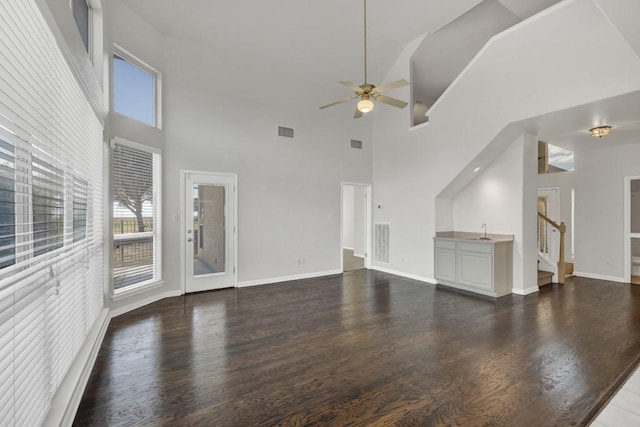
[350,139,363,149]
[278,126,294,138]
[375,223,390,264]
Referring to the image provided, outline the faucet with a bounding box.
[480,223,490,240]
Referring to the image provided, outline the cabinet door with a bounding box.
[458,252,492,290]
[435,249,456,282]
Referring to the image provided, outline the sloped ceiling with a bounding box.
[121,0,639,151]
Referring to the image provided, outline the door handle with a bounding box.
[187,238,193,242]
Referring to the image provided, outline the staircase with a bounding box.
[538,270,554,287]
[537,211,567,286]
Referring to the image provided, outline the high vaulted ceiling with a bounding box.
[123,0,560,104]
[122,0,640,152]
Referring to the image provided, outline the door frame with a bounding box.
[180,170,238,294]
[624,175,640,282]
[340,182,373,272]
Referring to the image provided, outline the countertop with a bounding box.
[434,231,514,243]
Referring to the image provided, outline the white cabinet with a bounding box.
[434,237,513,297]
[434,239,456,282]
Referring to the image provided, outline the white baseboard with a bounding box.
[238,269,342,288]
[512,286,539,296]
[371,265,438,285]
[42,308,110,427]
[573,271,627,283]
[110,288,182,318]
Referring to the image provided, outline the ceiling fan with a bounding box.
[320,0,409,119]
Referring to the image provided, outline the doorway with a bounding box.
[182,171,237,293]
[341,183,372,272]
[625,176,640,285]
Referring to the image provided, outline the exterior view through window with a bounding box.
[112,141,161,291]
[113,53,157,127]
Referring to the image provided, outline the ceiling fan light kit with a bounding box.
[590,125,612,138]
[320,0,409,119]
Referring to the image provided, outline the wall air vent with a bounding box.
[375,223,390,264]
[278,126,294,138]
[350,139,363,149]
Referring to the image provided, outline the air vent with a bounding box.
[350,139,363,149]
[278,126,294,138]
[375,223,390,264]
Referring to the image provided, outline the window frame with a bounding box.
[112,45,163,129]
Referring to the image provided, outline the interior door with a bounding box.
[184,172,236,292]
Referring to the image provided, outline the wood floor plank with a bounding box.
[74,271,640,426]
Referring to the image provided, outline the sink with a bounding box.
[471,237,492,241]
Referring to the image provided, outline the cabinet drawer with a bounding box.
[435,239,456,250]
[457,241,493,254]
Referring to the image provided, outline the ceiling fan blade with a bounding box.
[340,81,364,94]
[374,79,410,94]
[319,95,358,110]
[374,95,408,109]
[353,107,363,119]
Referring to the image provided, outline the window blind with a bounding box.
[0,1,104,426]
[112,139,161,291]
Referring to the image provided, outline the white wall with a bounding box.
[575,143,640,281]
[162,37,372,287]
[452,133,538,293]
[538,170,575,260]
[342,185,355,249]
[372,0,640,288]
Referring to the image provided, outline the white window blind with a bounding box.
[0,1,104,426]
[112,139,162,292]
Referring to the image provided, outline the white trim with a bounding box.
[237,269,342,288]
[110,288,182,318]
[343,246,355,251]
[353,253,365,259]
[42,308,110,427]
[340,182,373,273]
[624,176,640,282]
[112,280,165,302]
[574,271,627,283]
[511,286,540,296]
[371,265,438,285]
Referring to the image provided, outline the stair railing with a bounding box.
[537,212,566,284]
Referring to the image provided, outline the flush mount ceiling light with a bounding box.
[319,0,409,118]
[590,125,612,138]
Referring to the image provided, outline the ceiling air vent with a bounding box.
[350,139,363,149]
[278,126,294,138]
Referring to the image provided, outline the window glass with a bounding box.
[72,0,90,52]
[112,142,161,290]
[113,54,156,127]
[32,154,64,256]
[0,138,15,269]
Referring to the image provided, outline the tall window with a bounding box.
[0,1,104,424]
[71,0,90,52]
[112,48,160,127]
[112,139,162,293]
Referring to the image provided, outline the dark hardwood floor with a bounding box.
[74,271,640,426]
